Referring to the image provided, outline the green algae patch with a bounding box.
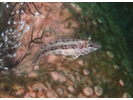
[0,2,133,98]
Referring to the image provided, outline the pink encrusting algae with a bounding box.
[0,2,133,98]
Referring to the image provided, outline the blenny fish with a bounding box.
[33,36,101,64]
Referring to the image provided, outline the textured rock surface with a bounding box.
[0,2,133,98]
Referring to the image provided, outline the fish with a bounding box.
[33,36,101,63]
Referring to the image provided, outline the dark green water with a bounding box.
[108,2,133,61]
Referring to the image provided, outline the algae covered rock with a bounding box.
[0,2,132,98]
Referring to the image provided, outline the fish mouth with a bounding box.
[93,43,101,50]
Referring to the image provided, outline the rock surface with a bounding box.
[0,2,133,98]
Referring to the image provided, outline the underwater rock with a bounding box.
[0,2,133,98]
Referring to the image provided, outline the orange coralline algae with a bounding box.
[0,2,132,98]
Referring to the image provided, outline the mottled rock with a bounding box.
[0,2,133,98]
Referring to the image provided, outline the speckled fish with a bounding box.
[33,36,101,62]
